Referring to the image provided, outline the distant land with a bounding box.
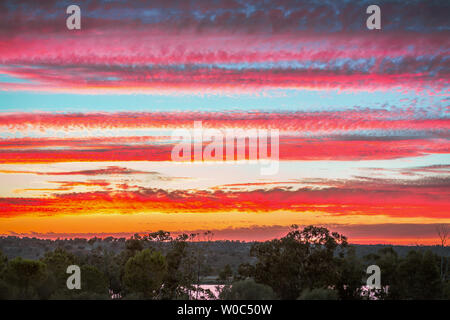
[1,236,449,277]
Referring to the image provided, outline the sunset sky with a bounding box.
[0,0,449,244]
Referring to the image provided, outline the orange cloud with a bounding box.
[1,176,449,219]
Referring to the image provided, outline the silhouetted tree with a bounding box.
[41,248,76,293]
[243,225,347,299]
[298,288,338,300]
[123,249,167,299]
[334,247,365,300]
[161,234,193,299]
[219,264,233,282]
[396,250,442,299]
[81,264,109,295]
[219,279,275,300]
[4,257,47,299]
[364,247,400,299]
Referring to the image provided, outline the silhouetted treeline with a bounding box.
[0,226,449,300]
